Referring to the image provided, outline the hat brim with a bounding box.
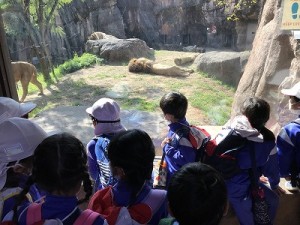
[281,88,296,97]
[20,102,37,116]
[86,107,93,115]
[0,163,8,190]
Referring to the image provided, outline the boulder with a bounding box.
[231,0,298,136]
[194,51,250,87]
[85,38,154,62]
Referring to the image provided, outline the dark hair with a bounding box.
[240,97,270,130]
[107,129,155,204]
[168,162,227,225]
[13,133,92,219]
[160,92,188,120]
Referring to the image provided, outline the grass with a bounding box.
[21,50,236,125]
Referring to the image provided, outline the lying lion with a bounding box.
[12,61,44,102]
[128,57,194,77]
[88,32,117,40]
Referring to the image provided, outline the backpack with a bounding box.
[25,203,100,225]
[202,129,247,179]
[89,186,167,225]
[175,124,247,179]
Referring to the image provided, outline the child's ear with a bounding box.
[112,166,126,179]
[167,202,174,216]
[223,201,230,217]
[12,164,27,174]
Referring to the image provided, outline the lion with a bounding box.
[128,57,194,77]
[12,61,44,102]
[88,32,117,40]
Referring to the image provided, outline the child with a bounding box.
[0,97,36,121]
[88,129,168,225]
[86,98,126,191]
[277,81,300,191]
[159,92,196,187]
[0,118,47,220]
[15,132,105,225]
[159,162,228,225]
[225,97,283,225]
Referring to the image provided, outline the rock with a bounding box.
[194,51,250,87]
[231,0,297,136]
[85,38,154,62]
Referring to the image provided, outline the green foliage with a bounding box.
[54,53,103,76]
[214,0,258,21]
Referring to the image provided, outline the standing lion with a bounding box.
[12,61,44,102]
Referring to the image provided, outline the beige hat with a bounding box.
[281,82,300,98]
[0,97,36,123]
[0,118,47,190]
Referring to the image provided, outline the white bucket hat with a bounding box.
[86,98,126,135]
[0,97,36,123]
[281,81,300,98]
[0,118,47,190]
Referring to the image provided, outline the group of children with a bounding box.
[0,80,299,225]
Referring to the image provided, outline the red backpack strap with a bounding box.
[26,203,42,225]
[142,189,167,214]
[73,209,100,225]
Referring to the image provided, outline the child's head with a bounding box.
[107,129,155,192]
[31,133,92,203]
[14,132,92,210]
[281,81,300,110]
[167,162,227,225]
[160,92,188,121]
[0,118,47,190]
[240,97,270,130]
[0,97,36,122]
[86,98,126,135]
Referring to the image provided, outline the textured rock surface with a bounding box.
[85,37,154,62]
[194,51,250,86]
[232,0,298,136]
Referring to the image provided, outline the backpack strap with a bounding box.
[73,209,100,225]
[142,189,167,215]
[26,203,42,225]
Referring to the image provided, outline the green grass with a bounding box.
[190,72,235,125]
[120,97,158,112]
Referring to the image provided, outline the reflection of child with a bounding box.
[160,92,196,187]
[0,118,47,220]
[159,162,227,225]
[86,98,126,191]
[16,133,105,225]
[277,82,300,191]
[89,129,168,225]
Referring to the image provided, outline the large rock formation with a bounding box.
[232,0,298,135]
[194,51,250,86]
[85,37,154,62]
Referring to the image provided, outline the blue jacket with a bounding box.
[87,135,117,191]
[227,126,280,196]
[162,118,196,186]
[277,118,300,177]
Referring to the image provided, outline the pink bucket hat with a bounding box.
[86,98,126,135]
[0,118,47,190]
[0,97,36,123]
